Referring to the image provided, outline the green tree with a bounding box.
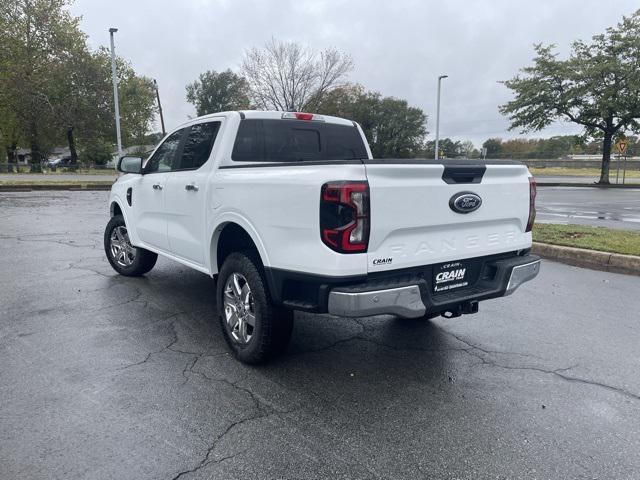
[500,10,640,184]
[92,48,157,147]
[119,75,156,145]
[49,44,113,164]
[78,139,112,165]
[423,138,464,158]
[0,107,21,172]
[0,0,85,171]
[186,69,251,115]
[0,3,157,170]
[482,138,503,158]
[499,138,536,159]
[538,135,582,159]
[319,84,427,158]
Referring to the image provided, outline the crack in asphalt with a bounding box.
[14,300,638,471]
[118,316,229,375]
[293,317,540,361]
[181,356,199,385]
[493,363,640,402]
[168,414,261,480]
[442,330,544,360]
[168,367,301,480]
[293,320,640,403]
[187,363,280,416]
[14,235,99,249]
[180,359,388,480]
[118,319,180,369]
[441,331,640,402]
[67,260,112,278]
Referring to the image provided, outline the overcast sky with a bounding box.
[70,0,638,146]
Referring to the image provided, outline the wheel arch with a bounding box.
[110,200,124,218]
[209,218,270,276]
[109,197,141,246]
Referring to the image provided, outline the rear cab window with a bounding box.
[231,119,368,162]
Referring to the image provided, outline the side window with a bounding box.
[144,129,184,173]
[178,122,221,170]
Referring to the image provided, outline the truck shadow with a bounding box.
[112,263,473,414]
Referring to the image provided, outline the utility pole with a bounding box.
[435,74,448,160]
[153,79,166,136]
[109,28,123,159]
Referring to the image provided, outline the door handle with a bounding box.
[152,184,163,190]
[185,183,199,192]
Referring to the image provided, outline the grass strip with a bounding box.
[533,223,640,256]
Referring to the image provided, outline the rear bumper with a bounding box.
[328,285,426,318]
[327,255,540,318]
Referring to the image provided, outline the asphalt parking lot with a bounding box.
[2,191,640,480]
[537,186,640,230]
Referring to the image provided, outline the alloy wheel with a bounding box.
[223,272,256,344]
[110,225,136,267]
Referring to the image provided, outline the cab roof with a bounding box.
[179,110,355,128]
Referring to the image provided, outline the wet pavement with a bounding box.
[537,186,640,230]
[534,174,640,185]
[0,173,117,182]
[1,191,640,479]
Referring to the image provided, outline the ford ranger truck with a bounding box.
[104,110,540,364]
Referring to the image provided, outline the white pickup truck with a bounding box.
[104,110,540,363]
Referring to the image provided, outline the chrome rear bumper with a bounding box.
[505,259,541,295]
[327,256,541,319]
[328,285,426,319]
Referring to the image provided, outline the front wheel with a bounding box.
[217,252,293,364]
[104,215,157,276]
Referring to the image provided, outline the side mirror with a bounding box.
[117,156,143,174]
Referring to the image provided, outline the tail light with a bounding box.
[526,177,536,232]
[320,181,370,253]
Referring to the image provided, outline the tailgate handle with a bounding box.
[442,165,486,184]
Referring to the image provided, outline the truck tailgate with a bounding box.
[364,160,532,273]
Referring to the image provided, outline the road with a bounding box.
[535,174,639,185]
[1,191,640,479]
[0,172,117,182]
[537,186,640,230]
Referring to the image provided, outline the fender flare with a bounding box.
[109,197,140,246]
[208,212,270,275]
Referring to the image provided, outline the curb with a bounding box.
[537,182,640,188]
[532,242,640,276]
[0,183,112,192]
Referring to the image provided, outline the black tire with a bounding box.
[104,215,157,276]
[217,251,293,364]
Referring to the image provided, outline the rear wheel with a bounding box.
[217,252,293,364]
[104,215,157,276]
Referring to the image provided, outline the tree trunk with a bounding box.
[29,123,43,173]
[597,131,613,185]
[0,148,7,173]
[67,127,78,165]
[7,143,17,173]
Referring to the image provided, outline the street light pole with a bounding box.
[435,74,448,160]
[153,79,166,136]
[109,28,123,160]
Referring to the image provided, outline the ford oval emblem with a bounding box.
[449,192,482,214]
